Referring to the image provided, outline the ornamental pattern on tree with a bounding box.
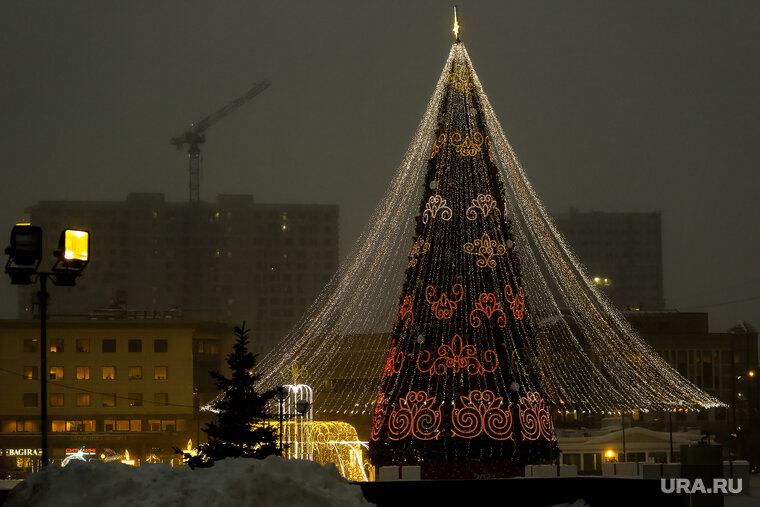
[518,392,555,441]
[387,391,442,441]
[463,233,507,268]
[466,193,501,221]
[370,41,556,469]
[422,194,453,224]
[469,292,507,328]
[425,283,464,320]
[451,390,514,440]
[417,333,498,376]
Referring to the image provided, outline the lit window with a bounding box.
[1,421,16,432]
[130,420,142,432]
[128,366,142,380]
[128,339,142,353]
[154,366,168,380]
[49,367,63,380]
[49,393,64,407]
[75,338,90,353]
[128,393,143,407]
[103,420,115,432]
[76,366,90,380]
[66,420,84,432]
[51,420,65,432]
[23,366,38,380]
[102,366,116,380]
[49,339,64,353]
[22,420,39,432]
[76,394,90,407]
[154,393,168,406]
[161,420,176,431]
[148,420,161,432]
[102,394,116,408]
[116,420,129,431]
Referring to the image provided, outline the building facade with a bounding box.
[0,319,233,475]
[19,194,339,353]
[553,209,665,311]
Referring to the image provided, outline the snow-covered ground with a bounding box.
[4,456,374,507]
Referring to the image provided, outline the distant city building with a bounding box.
[0,319,233,473]
[553,209,665,311]
[625,311,758,448]
[19,194,339,353]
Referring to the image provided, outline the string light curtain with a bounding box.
[258,41,724,421]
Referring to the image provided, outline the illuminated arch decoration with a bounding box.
[466,194,501,221]
[450,131,484,157]
[463,233,507,268]
[519,391,555,441]
[425,283,464,320]
[408,236,430,267]
[422,194,453,224]
[451,389,514,440]
[387,391,442,440]
[417,333,498,376]
[430,133,447,159]
[382,340,404,377]
[282,420,369,482]
[396,296,414,329]
[504,284,526,320]
[469,292,507,328]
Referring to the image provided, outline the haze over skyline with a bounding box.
[1,1,758,332]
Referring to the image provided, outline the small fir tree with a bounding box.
[178,323,280,468]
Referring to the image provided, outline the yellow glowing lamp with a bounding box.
[54,229,89,271]
[605,450,615,459]
[63,230,88,262]
[453,6,461,42]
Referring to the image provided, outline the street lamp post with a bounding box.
[274,386,289,455]
[4,225,90,468]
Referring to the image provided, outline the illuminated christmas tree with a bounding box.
[257,11,723,469]
[367,11,556,474]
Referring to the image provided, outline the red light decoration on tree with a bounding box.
[387,391,442,441]
[417,333,498,376]
[504,284,526,320]
[469,292,507,328]
[396,296,414,328]
[425,283,464,319]
[518,391,555,441]
[452,390,514,440]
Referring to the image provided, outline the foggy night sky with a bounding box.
[1,1,758,332]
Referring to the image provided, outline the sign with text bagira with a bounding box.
[2,448,42,457]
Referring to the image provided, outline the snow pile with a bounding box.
[5,456,374,507]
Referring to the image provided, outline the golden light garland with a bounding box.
[256,40,725,425]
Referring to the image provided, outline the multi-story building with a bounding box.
[19,194,339,353]
[625,311,758,458]
[553,209,665,310]
[552,311,759,462]
[0,319,233,475]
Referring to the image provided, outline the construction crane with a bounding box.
[170,80,270,203]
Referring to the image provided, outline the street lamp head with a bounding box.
[52,229,89,286]
[4,225,43,284]
[295,399,311,415]
[274,386,289,401]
